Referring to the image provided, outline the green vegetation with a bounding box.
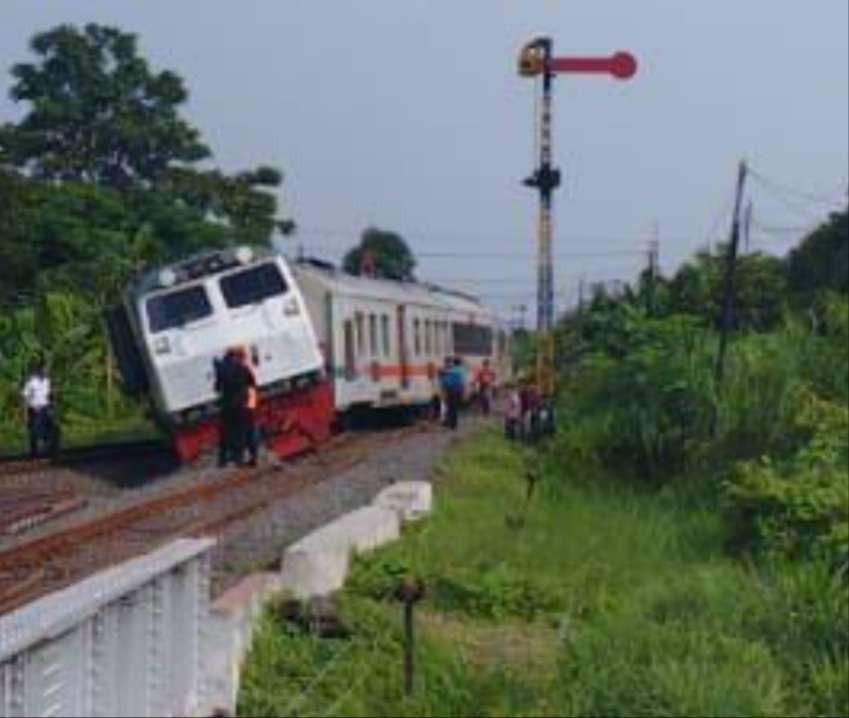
[342,227,417,281]
[239,432,848,716]
[241,209,847,716]
[0,23,288,451]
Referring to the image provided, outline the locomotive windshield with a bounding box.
[146,285,213,333]
[220,262,287,308]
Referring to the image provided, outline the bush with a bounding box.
[558,616,786,717]
[556,313,717,482]
[431,566,564,620]
[724,393,849,569]
[346,554,413,601]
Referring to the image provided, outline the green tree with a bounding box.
[343,227,417,280]
[665,246,787,331]
[787,208,849,298]
[0,23,284,253]
[0,24,208,185]
[0,168,40,305]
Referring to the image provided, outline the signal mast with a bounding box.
[517,38,636,397]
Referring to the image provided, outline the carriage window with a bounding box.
[451,323,493,355]
[369,314,378,357]
[344,320,355,380]
[220,262,288,308]
[147,285,212,333]
[413,319,421,356]
[381,315,390,357]
[355,312,365,355]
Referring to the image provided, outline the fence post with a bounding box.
[396,577,425,696]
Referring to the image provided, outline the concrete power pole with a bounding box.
[715,160,748,385]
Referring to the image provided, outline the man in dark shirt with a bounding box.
[214,347,254,467]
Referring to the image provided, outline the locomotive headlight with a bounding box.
[283,297,300,316]
[154,336,171,355]
[235,246,254,265]
[158,268,177,288]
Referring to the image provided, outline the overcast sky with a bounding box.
[1,2,847,319]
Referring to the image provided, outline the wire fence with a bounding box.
[278,636,361,716]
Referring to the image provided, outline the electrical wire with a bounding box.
[750,218,814,234]
[292,226,695,247]
[748,167,847,206]
[279,640,358,717]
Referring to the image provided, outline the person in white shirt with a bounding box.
[21,362,59,458]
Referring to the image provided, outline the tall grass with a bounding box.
[239,431,848,717]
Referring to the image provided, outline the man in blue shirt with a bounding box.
[440,357,465,430]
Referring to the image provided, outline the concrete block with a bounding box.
[279,506,400,599]
[279,544,350,600]
[204,572,282,716]
[373,481,433,521]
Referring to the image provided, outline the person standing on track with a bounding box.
[441,357,465,430]
[214,347,244,467]
[474,359,496,416]
[235,345,260,467]
[21,361,60,458]
[437,356,452,424]
[505,383,522,440]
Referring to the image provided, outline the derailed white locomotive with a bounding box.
[108,245,511,461]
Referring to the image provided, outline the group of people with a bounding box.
[214,345,260,467]
[18,350,545,463]
[436,357,497,430]
[504,381,555,442]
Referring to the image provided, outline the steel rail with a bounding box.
[0,424,427,614]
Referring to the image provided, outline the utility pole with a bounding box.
[577,276,586,315]
[645,221,660,315]
[517,39,636,397]
[715,160,748,385]
[511,303,528,331]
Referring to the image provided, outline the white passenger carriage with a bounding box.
[292,259,510,413]
[109,246,512,461]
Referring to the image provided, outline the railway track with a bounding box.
[0,488,87,536]
[0,438,169,478]
[0,423,431,614]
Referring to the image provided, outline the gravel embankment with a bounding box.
[209,415,491,595]
[0,413,492,593]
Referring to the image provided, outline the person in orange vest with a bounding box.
[234,345,260,467]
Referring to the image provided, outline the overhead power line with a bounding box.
[747,167,847,206]
[750,218,814,234]
[415,249,641,259]
[293,225,696,247]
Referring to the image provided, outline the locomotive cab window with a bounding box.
[147,285,212,334]
[220,262,287,309]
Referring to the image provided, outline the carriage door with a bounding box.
[397,305,409,388]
